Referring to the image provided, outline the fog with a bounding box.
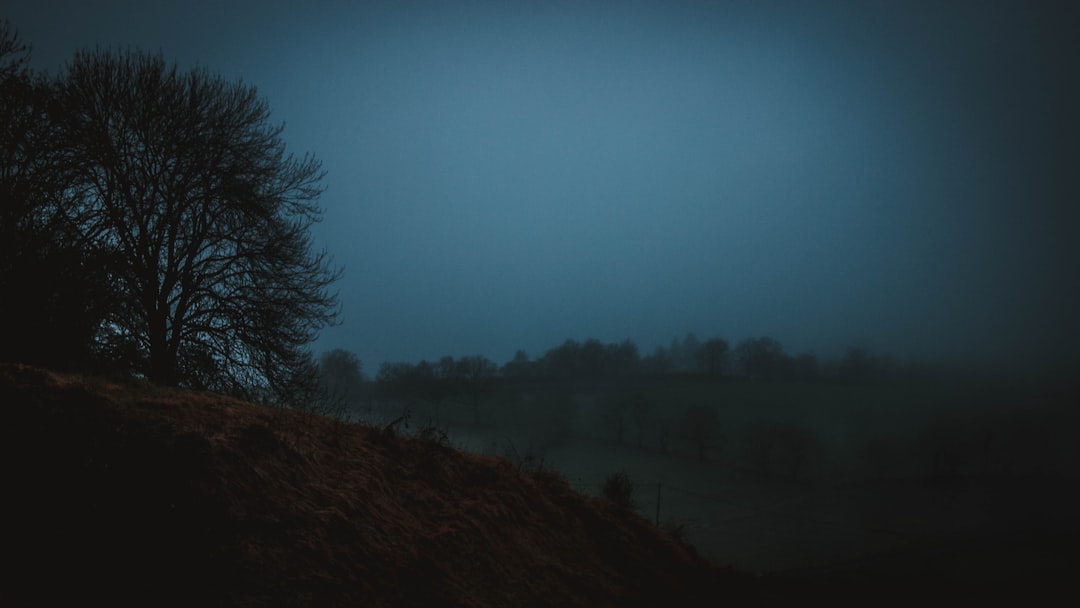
[11,1,1078,374]
[8,1,1080,587]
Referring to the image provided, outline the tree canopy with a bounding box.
[55,47,341,398]
[0,22,115,371]
[1,25,340,402]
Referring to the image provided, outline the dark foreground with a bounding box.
[0,364,1073,606]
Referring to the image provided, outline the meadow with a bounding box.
[362,372,1080,580]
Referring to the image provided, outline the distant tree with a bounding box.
[376,362,416,400]
[629,394,654,448]
[585,381,657,448]
[603,339,641,377]
[501,349,533,378]
[595,392,628,445]
[436,356,458,391]
[669,332,701,372]
[53,48,340,399]
[695,338,730,376]
[679,404,721,462]
[734,336,786,379]
[454,355,497,425]
[317,349,364,413]
[641,345,673,375]
[579,338,606,378]
[419,359,454,424]
[543,339,581,379]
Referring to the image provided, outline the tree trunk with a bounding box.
[147,311,176,385]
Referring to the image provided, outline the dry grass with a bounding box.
[0,363,778,607]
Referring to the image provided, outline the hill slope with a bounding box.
[0,364,781,606]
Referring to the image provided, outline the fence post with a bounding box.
[655,481,661,526]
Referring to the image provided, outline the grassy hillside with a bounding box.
[3,363,1073,606]
[0,364,789,607]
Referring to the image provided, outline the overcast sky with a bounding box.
[7,1,1079,371]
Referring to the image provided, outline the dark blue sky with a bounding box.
[8,1,1079,371]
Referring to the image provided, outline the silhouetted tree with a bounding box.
[416,359,449,424]
[603,339,641,377]
[317,348,364,415]
[537,337,642,380]
[543,339,581,379]
[54,48,340,400]
[695,338,730,376]
[376,362,416,400]
[501,349,534,378]
[629,395,653,448]
[375,358,462,424]
[595,392,628,445]
[641,345,673,375]
[669,332,701,372]
[454,355,497,425]
[594,392,658,448]
[0,22,114,371]
[734,336,786,379]
[579,338,606,378]
[679,404,721,462]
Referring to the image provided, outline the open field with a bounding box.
[378,373,1080,582]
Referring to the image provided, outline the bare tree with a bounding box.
[679,404,721,462]
[0,22,114,371]
[55,48,340,400]
[0,20,30,81]
[695,337,729,376]
[629,394,653,448]
[734,336,786,379]
[454,355,497,425]
[317,348,365,417]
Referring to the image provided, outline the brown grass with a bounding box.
[0,364,787,607]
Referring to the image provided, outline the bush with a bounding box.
[601,472,635,509]
[500,438,548,473]
[661,519,692,549]
[416,419,452,449]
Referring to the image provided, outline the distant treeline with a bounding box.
[351,334,914,404]
[393,334,898,382]
[497,334,834,381]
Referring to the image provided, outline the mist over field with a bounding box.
[5,0,1079,596]
[9,0,1079,374]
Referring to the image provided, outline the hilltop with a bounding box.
[0,363,793,607]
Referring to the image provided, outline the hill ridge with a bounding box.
[0,364,773,606]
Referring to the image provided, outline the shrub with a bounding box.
[501,438,548,473]
[601,472,635,509]
[416,419,452,449]
[661,519,692,549]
